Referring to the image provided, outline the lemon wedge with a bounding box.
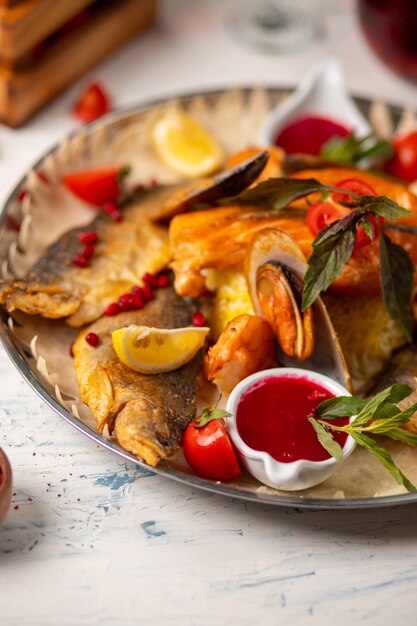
[112,325,209,374]
[151,109,224,177]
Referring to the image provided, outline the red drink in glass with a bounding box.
[358,0,417,83]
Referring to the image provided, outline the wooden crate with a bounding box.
[0,0,157,127]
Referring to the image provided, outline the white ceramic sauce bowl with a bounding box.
[259,57,371,147]
[226,367,356,491]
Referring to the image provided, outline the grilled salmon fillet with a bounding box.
[170,167,417,298]
[0,188,171,327]
[73,287,202,466]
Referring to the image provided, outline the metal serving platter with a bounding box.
[1,86,415,510]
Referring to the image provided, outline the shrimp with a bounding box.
[205,314,276,394]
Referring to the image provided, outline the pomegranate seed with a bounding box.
[118,293,134,311]
[85,332,100,347]
[103,302,121,316]
[69,342,74,357]
[156,273,170,288]
[132,295,144,309]
[132,285,154,302]
[110,210,122,222]
[192,311,206,327]
[82,244,95,259]
[72,254,89,267]
[103,202,118,214]
[142,273,158,288]
[79,231,98,245]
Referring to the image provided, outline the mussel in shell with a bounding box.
[153,151,269,221]
[245,228,352,391]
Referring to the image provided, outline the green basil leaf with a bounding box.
[383,428,417,446]
[308,418,343,462]
[379,232,415,341]
[221,177,332,210]
[302,226,357,310]
[350,431,417,493]
[317,396,367,419]
[359,215,375,241]
[345,195,412,220]
[320,133,393,164]
[352,383,413,427]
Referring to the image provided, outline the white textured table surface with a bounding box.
[1,1,417,624]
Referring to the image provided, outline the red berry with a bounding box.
[85,332,100,347]
[103,201,118,214]
[132,284,154,302]
[110,210,122,222]
[118,293,134,311]
[79,231,98,245]
[72,254,89,267]
[192,311,206,327]
[82,244,95,259]
[132,295,144,310]
[142,272,158,288]
[103,302,121,316]
[157,273,170,288]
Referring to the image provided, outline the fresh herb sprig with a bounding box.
[222,177,415,340]
[320,132,393,165]
[309,383,417,493]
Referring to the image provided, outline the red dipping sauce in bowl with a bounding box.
[274,115,350,155]
[236,375,349,463]
[226,368,355,491]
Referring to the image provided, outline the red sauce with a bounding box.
[236,375,349,463]
[274,115,350,156]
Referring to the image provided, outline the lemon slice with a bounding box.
[112,325,209,374]
[151,109,224,177]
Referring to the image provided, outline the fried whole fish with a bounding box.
[0,187,171,327]
[73,287,202,466]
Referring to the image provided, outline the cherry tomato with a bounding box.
[331,178,377,205]
[333,178,384,250]
[385,130,417,183]
[275,115,349,156]
[62,166,129,207]
[183,419,241,481]
[306,201,346,237]
[73,82,110,123]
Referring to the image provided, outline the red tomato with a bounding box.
[73,82,110,123]
[331,178,376,205]
[333,178,384,250]
[62,166,129,207]
[306,201,346,237]
[183,419,241,481]
[385,130,417,183]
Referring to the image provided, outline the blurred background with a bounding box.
[1,0,417,192]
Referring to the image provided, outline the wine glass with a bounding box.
[228,0,320,54]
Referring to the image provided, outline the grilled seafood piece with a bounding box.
[153,151,269,221]
[205,314,276,394]
[73,287,202,466]
[0,187,171,327]
[170,206,313,297]
[245,229,352,391]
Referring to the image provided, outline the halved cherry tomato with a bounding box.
[332,178,384,249]
[331,178,376,205]
[73,82,110,123]
[385,130,417,183]
[306,201,346,237]
[183,418,241,481]
[62,166,129,207]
